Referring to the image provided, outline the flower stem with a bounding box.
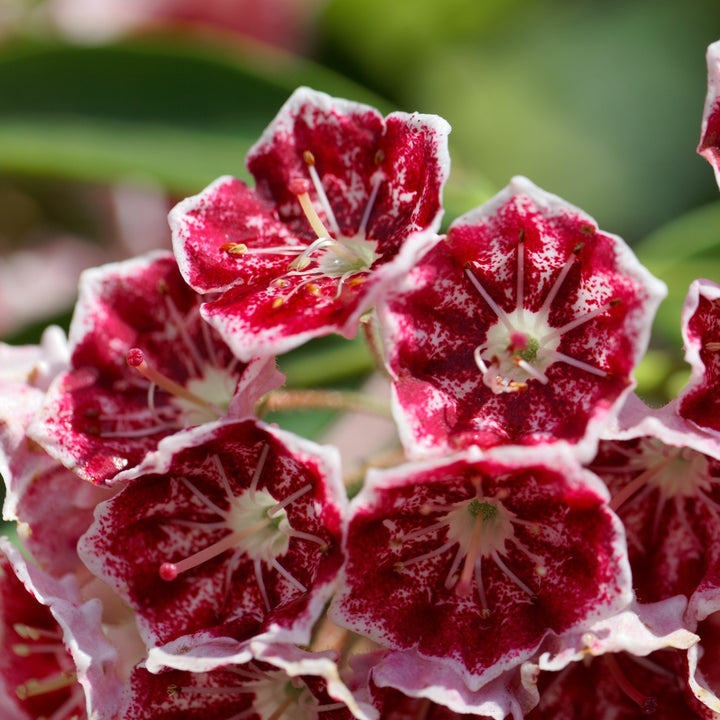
[257,389,392,418]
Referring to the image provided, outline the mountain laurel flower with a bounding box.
[329,444,632,692]
[698,39,720,190]
[28,251,282,485]
[171,87,451,360]
[78,418,346,657]
[379,176,666,460]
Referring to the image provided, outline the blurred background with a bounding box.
[1,0,720,403]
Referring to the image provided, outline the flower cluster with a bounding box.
[3,44,720,717]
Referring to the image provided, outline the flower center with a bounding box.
[393,483,546,616]
[609,438,715,512]
[158,448,327,613]
[222,149,384,306]
[465,236,619,394]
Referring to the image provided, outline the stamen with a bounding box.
[491,551,536,598]
[609,454,677,511]
[249,444,271,498]
[161,291,204,376]
[513,357,549,384]
[268,484,312,516]
[288,238,335,271]
[475,558,490,616]
[255,557,271,612]
[543,349,607,377]
[357,174,383,237]
[706,341,720,351]
[269,558,306,593]
[465,265,514,331]
[12,643,66,656]
[516,232,525,321]
[444,544,466,589]
[303,151,340,235]
[222,243,309,257]
[289,178,332,240]
[395,539,457,571]
[13,624,61,641]
[286,529,327,547]
[538,242,584,316]
[180,476,228,517]
[603,654,658,713]
[126,348,223,418]
[540,299,621,342]
[16,671,77,699]
[268,694,295,720]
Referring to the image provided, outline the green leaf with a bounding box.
[635,200,720,346]
[0,38,389,192]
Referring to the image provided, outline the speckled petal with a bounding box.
[379,177,666,461]
[330,444,632,691]
[78,419,345,654]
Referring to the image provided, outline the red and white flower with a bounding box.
[379,176,666,460]
[0,538,122,720]
[78,419,346,656]
[676,278,720,438]
[171,87,450,360]
[28,251,281,485]
[330,444,632,691]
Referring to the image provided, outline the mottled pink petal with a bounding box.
[379,176,666,461]
[330,444,632,691]
[28,251,281,485]
[698,40,720,189]
[530,599,702,719]
[591,399,720,608]
[688,601,720,715]
[171,87,450,360]
[677,278,720,437]
[78,419,345,654]
[367,650,539,720]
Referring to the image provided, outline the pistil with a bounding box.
[465,235,613,392]
[288,178,332,240]
[126,347,223,418]
[603,654,658,714]
[159,519,272,581]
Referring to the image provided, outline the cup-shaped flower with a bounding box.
[171,87,450,360]
[698,40,720,190]
[78,419,346,655]
[676,278,720,438]
[329,444,632,691]
[589,398,720,610]
[28,251,282,485]
[379,176,666,460]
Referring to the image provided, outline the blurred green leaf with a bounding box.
[635,200,720,346]
[277,333,374,388]
[0,38,388,192]
[321,0,720,240]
